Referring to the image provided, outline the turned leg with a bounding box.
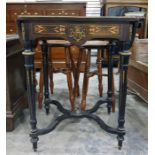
[97,48,103,97]
[107,45,113,114]
[38,67,44,109]
[65,47,74,111]
[117,51,131,149]
[22,49,38,151]
[72,48,83,104]
[40,40,50,114]
[112,73,116,112]
[69,47,80,97]
[34,69,38,92]
[81,49,91,111]
[49,66,54,94]
[48,47,54,94]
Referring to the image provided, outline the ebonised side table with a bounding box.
[17,16,141,151]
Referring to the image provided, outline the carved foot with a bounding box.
[30,131,39,152]
[33,142,38,152]
[117,135,124,150]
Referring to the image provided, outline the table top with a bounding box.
[17,16,141,50]
[17,15,141,22]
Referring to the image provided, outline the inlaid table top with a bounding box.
[17,16,142,49]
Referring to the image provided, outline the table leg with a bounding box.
[81,49,91,111]
[112,73,116,112]
[117,51,131,149]
[72,48,83,105]
[107,45,113,114]
[69,48,81,97]
[22,49,38,151]
[41,40,50,114]
[97,48,103,97]
[65,47,74,111]
[38,67,44,109]
[48,48,54,95]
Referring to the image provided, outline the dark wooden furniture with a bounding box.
[102,0,148,38]
[6,2,86,70]
[6,2,86,108]
[6,2,86,65]
[100,0,147,69]
[6,2,86,69]
[6,34,27,131]
[128,37,148,102]
[6,2,86,34]
[17,16,140,151]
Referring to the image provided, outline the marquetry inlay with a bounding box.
[88,25,120,35]
[33,24,120,42]
[67,24,87,42]
[34,25,66,34]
